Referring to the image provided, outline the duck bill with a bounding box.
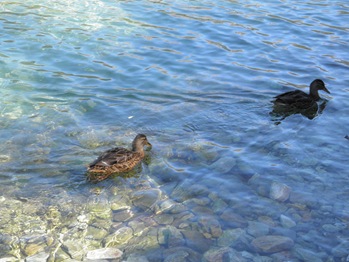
[146,141,152,149]
[323,86,330,94]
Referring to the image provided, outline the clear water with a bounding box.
[0,0,348,260]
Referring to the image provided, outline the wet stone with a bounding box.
[247,221,269,237]
[182,229,212,253]
[132,189,161,211]
[220,209,248,228]
[158,225,184,247]
[62,239,84,260]
[203,247,244,262]
[217,228,245,248]
[153,213,174,225]
[112,209,134,222]
[86,247,123,260]
[164,247,202,262]
[86,226,109,240]
[110,195,132,211]
[210,156,236,174]
[105,226,133,247]
[252,235,294,254]
[280,214,296,228]
[199,216,222,238]
[269,182,291,202]
[293,246,324,262]
[25,251,49,262]
[332,240,349,257]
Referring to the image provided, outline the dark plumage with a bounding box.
[274,79,330,109]
[87,134,152,182]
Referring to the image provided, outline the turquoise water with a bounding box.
[0,0,349,261]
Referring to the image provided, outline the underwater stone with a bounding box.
[269,182,291,202]
[86,247,123,260]
[199,216,222,238]
[25,251,49,262]
[247,221,270,237]
[182,230,212,253]
[252,235,294,254]
[132,189,161,210]
[203,247,240,262]
[220,209,248,228]
[62,239,85,260]
[210,156,236,174]
[293,246,324,262]
[110,195,132,211]
[332,240,349,257]
[217,228,246,248]
[24,243,44,257]
[105,226,133,247]
[158,225,184,247]
[280,214,296,228]
[112,209,134,222]
[86,226,108,240]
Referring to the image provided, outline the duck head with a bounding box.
[132,134,152,152]
[310,79,330,94]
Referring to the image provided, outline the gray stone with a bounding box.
[217,228,246,247]
[251,235,294,254]
[280,214,296,228]
[220,209,248,228]
[132,189,161,210]
[269,182,291,202]
[112,209,134,222]
[25,251,49,262]
[210,157,236,174]
[86,247,123,260]
[62,240,85,260]
[104,226,133,246]
[199,216,222,238]
[158,225,184,247]
[322,222,346,233]
[247,222,269,237]
[182,229,212,252]
[293,246,323,262]
[332,240,349,257]
[203,247,246,262]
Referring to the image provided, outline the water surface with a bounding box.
[0,0,349,261]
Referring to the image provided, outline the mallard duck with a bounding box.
[274,79,330,109]
[87,134,152,182]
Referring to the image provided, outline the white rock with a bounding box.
[280,215,296,228]
[86,247,123,260]
[269,182,291,202]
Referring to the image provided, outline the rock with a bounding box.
[154,213,174,225]
[332,240,349,257]
[163,247,202,262]
[86,226,109,240]
[24,243,44,257]
[123,254,149,262]
[112,209,134,222]
[293,246,324,262]
[210,157,236,174]
[132,189,161,210]
[158,225,184,247]
[203,247,245,262]
[220,209,248,228]
[86,247,123,260]
[269,182,291,202]
[110,195,131,211]
[199,216,222,238]
[252,235,294,254]
[182,230,212,252]
[25,251,49,262]
[62,239,84,260]
[105,226,133,247]
[322,222,346,233]
[280,215,296,228]
[86,196,112,219]
[247,222,269,237]
[217,228,246,248]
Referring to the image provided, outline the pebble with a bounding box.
[247,221,270,237]
[210,156,236,174]
[280,214,296,228]
[332,240,349,257]
[252,235,294,254]
[86,247,123,260]
[269,182,291,202]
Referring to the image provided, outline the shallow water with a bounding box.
[0,0,349,261]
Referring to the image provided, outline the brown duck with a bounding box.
[87,134,152,182]
[274,79,330,109]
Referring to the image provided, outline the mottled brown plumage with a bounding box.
[87,134,152,182]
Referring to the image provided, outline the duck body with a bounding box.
[87,134,151,182]
[271,79,330,123]
[274,79,330,109]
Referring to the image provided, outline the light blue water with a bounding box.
[0,0,349,260]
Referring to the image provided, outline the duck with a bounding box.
[87,134,152,182]
[273,79,330,109]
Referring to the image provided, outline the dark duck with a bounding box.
[87,134,152,182]
[271,79,330,122]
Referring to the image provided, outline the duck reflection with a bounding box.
[270,79,330,124]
